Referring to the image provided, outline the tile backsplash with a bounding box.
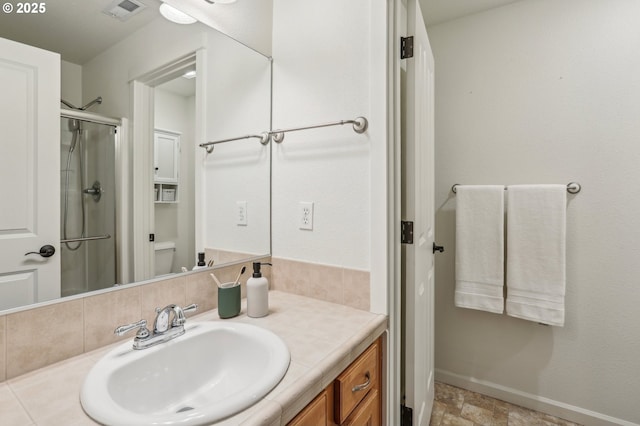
[0,256,369,381]
[271,257,370,311]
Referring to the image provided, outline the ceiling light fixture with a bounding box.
[182,70,197,79]
[204,0,237,4]
[159,3,197,24]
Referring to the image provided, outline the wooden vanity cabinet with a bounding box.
[343,389,380,426]
[288,338,382,426]
[288,389,332,426]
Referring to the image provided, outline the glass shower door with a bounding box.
[60,117,117,296]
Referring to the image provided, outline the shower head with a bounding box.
[80,96,103,111]
[68,119,81,153]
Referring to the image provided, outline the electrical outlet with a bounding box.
[299,201,314,230]
[237,201,247,226]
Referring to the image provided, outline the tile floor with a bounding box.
[430,382,582,426]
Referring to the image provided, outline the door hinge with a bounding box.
[401,36,414,59]
[401,221,414,244]
[401,404,413,426]
[149,233,155,242]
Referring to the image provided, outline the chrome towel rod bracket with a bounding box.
[199,116,368,153]
[271,116,368,143]
[199,132,270,154]
[451,182,581,194]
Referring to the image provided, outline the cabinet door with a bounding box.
[288,390,328,426]
[343,389,380,426]
[154,130,180,183]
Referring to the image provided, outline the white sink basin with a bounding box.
[81,321,290,425]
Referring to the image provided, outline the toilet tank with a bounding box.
[154,241,175,276]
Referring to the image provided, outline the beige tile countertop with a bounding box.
[1,291,387,426]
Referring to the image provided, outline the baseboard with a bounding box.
[435,369,638,426]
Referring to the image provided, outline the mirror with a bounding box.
[0,0,271,311]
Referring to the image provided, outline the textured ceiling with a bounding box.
[0,0,164,64]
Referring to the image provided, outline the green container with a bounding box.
[218,283,241,319]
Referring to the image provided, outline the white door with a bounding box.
[403,1,435,424]
[0,37,60,310]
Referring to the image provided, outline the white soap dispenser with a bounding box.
[247,262,271,318]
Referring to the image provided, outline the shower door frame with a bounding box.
[59,109,128,286]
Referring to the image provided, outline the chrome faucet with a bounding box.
[115,303,198,350]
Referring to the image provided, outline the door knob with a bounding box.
[25,245,56,258]
[432,243,444,254]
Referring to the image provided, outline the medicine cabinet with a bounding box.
[154,129,180,203]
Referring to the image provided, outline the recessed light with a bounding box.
[183,70,197,79]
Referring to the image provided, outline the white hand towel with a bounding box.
[455,185,505,314]
[506,185,566,326]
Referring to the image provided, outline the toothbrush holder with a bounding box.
[218,282,241,319]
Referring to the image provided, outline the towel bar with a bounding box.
[451,182,581,194]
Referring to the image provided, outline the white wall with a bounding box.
[82,19,208,119]
[271,0,375,271]
[163,0,273,57]
[201,35,271,258]
[60,60,81,106]
[154,88,195,272]
[429,0,640,423]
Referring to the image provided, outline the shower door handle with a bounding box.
[25,245,56,258]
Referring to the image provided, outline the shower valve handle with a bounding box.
[25,245,56,258]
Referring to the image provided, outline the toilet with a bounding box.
[154,241,176,276]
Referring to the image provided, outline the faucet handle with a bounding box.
[172,303,198,327]
[114,319,149,339]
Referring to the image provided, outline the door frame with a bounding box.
[386,0,435,424]
[386,0,406,424]
[130,51,204,282]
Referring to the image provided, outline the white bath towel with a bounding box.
[455,185,505,314]
[506,185,567,326]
